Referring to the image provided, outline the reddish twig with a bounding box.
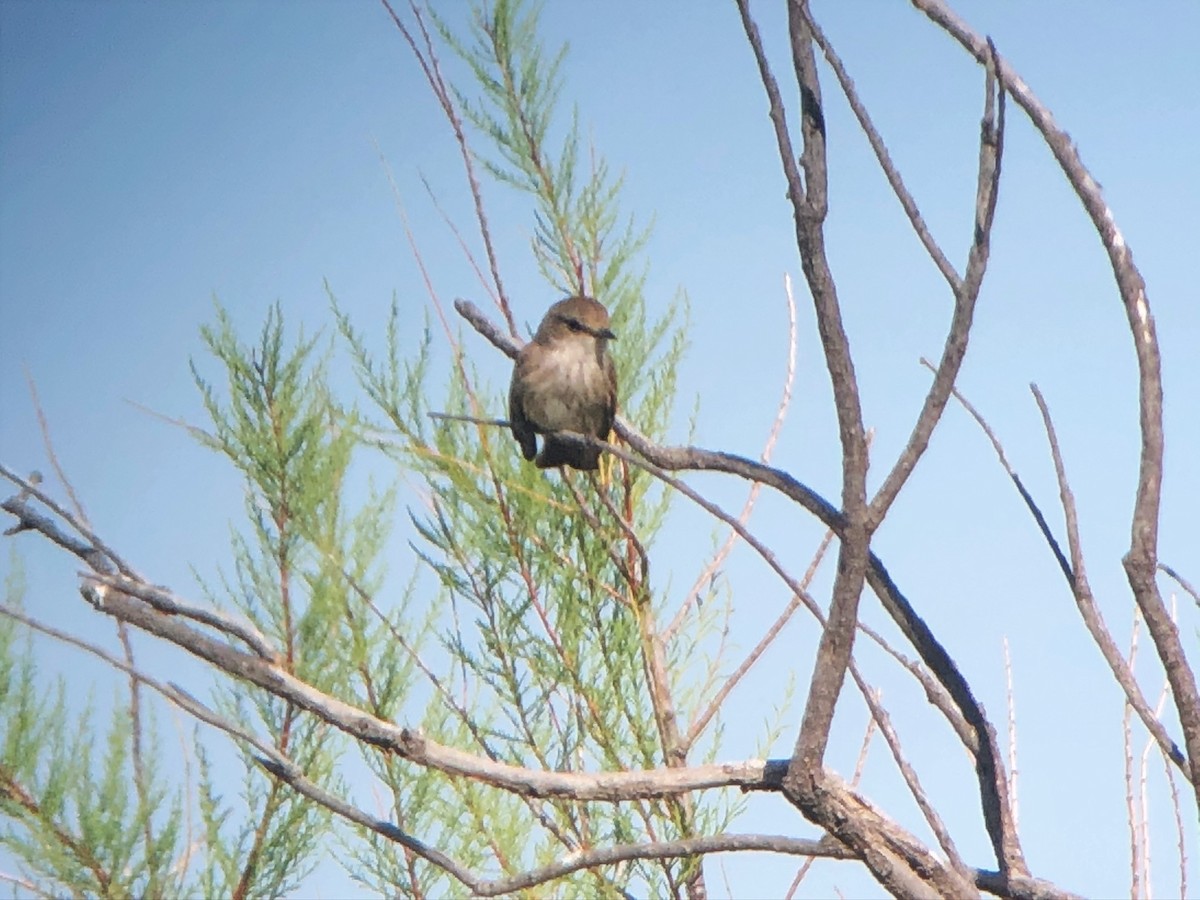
[379,0,516,335]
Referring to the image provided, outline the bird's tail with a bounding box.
[536,437,601,471]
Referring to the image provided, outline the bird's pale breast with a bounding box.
[522,339,610,434]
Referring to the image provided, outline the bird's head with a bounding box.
[534,295,616,345]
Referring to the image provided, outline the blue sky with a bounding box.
[1,2,1197,897]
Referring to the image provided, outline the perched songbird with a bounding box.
[509,296,618,471]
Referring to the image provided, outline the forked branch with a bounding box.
[866,37,1006,530]
[912,0,1200,810]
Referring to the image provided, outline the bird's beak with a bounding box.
[598,327,616,340]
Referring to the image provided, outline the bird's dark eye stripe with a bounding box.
[564,317,585,332]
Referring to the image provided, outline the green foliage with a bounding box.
[189,302,414,898]
[0,1,782,897]
[337,2,744,895]
[0,557,185,898]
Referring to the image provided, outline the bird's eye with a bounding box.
[564,318,585,332]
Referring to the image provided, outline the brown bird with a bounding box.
[509,296,618,470]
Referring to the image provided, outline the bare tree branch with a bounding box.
[0,541,792,801]
[867,38,1005,530]
[930,363,1189,784]
[773,0,872,796]
[0,463,138,578]
[793,5,960,291]
[1029,384,1189,779]
[1,483,276,663]
[86,572,278,662]
[912,0,1200,816]
[731,0,873,813]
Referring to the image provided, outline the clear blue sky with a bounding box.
[1,2,1197,897]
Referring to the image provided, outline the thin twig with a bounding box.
[24,368,89,525]
[380,0,516,335]
[667,272,799,639]
[418,170,502,313]
[1029,383,1188,775]
[1158,563,1200,610]
[783,857,817,900]
[857,620,974,750]
[1161,739,1188,900]
[0,463,138,578]
[1124,611,1143,900]
[920,358,1070,580]
[851,705,878,789]
[0,871,50,899]
[684,527,834,752]
[846,668,975,888]
[124,398,214,443]
[796,6,960,291]
[1138,629,1174,897]
[1003,636,1019,830]
[429,412,509,427]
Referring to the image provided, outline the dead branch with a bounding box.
[772,0,873,805]
[866,37,1005,531]
[0,463,137,578]
[912,0,1200,816]
[796,6,959,291]
[1029,384,1189,778]
[0,522,790,801]
[928,363,1188,780]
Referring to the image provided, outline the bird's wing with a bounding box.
[508,353,539,460]
[600,353,617,440]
